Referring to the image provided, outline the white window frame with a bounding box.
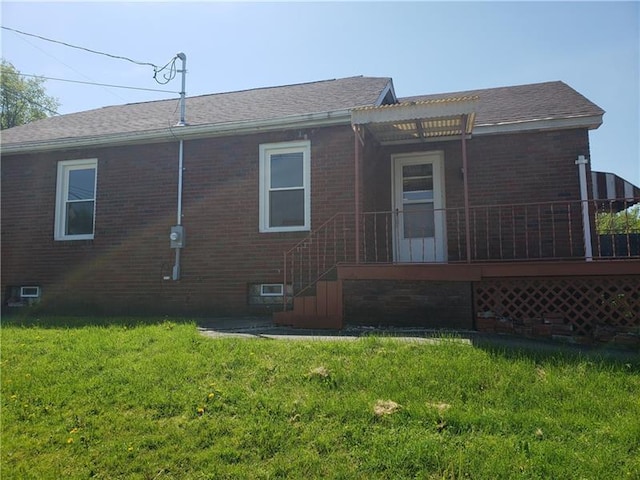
[259,140,311,233]
[260,283,284,297]
[54,158,98,241]
[20,286,41,298]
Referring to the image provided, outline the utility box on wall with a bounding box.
[170,225,185,249]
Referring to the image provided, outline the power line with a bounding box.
[1,26,180,85]
[17,73,179,94]
[9,29,128,102]
[2,26,157,68]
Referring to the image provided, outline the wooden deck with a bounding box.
[274,260,640,345]
[337,259,640,281]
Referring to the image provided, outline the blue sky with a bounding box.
[2,1,638,184]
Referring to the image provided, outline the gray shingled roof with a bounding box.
[1,76,392,148]
[1,77,604,152]
[400,81,604,127]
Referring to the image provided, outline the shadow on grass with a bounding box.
[4,313,638,368]
[364,329,640,368]
[198,318,640,368]
[0,313,197,329]
[469,333,639,368]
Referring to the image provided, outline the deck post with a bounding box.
[353,125,364,264]
[282,251,288,312]
[461,114,472,263]
[576,155,593,261]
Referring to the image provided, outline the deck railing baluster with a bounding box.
[362,213,367,263]
[550,204,556,258]
[512,205,516,259]
[485,205,490,260]
[385,212,390,262]
[342,214,347,263]
[537,204,542,258]
[524,206,529,259]
[473,208,478,261]
[498,206,503,260]
[568,203,573,257]
[625,200,632,258]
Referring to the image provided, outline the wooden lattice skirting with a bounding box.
[474,276,640,346]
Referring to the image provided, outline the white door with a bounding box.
[392,152,446,262]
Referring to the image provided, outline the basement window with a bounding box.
[20,286,41,298]
[260,284,284,297]
[248,283,293,306]
[5,285,41,307]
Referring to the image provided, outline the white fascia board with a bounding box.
[473,114,603,135]
[0,110,353,155]
[376,114,602,146]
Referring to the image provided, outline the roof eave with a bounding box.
[474,114,603,136]
[1,111,604,155]
[0,109,354,155]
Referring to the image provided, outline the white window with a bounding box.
[20,286,41,298]
[260,284,284,296]
[54,159,98,240]
[259,140,310,232]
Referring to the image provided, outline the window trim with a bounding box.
[259,140,311,233]
[54,158,98,241]
[20,286,41,298]
[260,283,284,297]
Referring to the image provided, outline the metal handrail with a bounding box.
[282,197,640,310]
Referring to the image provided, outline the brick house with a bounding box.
[2,76,639,344]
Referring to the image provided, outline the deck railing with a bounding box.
[282,197,639,306]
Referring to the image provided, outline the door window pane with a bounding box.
[403,164,432,177]
[404,190,434,201]
[403,203,434,238]
[403,163,433,201]
[403,176,433,193]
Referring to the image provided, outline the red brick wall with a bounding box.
[364,129,590,210]
[1,125,356,315]
[1,126,593,315]
[361,128,592,261]
[344,279,473,328]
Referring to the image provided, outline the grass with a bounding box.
[2,317,639,479]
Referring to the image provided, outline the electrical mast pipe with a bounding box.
[172,52,187,281]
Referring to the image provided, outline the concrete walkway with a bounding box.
[197,317,639,362]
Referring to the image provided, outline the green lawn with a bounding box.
[2,318,639,479]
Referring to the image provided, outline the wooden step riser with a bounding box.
[277,280,343,329]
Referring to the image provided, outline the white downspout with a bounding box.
[576,155,593,261]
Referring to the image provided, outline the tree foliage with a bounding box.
[1,59,60,129]
[596,205,640,234]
